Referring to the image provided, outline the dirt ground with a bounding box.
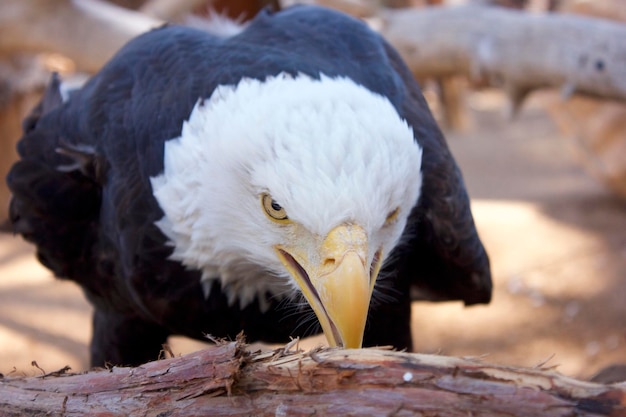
[0,90,624,381]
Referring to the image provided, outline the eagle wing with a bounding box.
[381,41,492,305]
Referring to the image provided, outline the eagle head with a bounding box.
[151,73,423,348]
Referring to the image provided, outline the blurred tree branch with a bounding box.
[0,0,161,73]
[139,0,213,20]
[2,1,626,109]
[379,5,626,109]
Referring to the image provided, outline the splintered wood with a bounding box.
[1,339,624,416]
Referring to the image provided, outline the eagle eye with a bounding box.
[385,207,400,224]
[261,193,290,223]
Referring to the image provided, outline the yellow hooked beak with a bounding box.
[276,224,382,348]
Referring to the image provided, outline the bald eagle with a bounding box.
[7,5,491,367]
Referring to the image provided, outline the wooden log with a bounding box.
[2,1,626,105]
[0,0,161,73]
[545,0,626,199]
[1,339,625,416]
[380,5,626,106]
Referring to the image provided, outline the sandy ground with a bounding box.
[1,90,624,380]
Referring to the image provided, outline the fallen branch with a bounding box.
[0,0,161,73]
[380,5,626,108]
[1,339,624,416]
[140,0,213,21]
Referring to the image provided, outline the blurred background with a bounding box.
[0,0,624,382]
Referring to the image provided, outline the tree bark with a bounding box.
[0,0,161,73]
[380,5,626,107]
[1,339,624,416]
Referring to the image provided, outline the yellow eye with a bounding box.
[261,193,290,223]
[385,207,400,224]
